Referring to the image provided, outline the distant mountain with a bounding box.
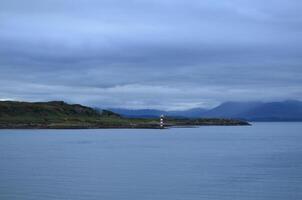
[200,101,263,118]
[108,108,208,118]
[238,100,302,121]
[200,100,302,121]
[108,108,165,118]
[168,108,208,118]
[108,100,302,121]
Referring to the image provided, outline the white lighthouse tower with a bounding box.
[160,114,164,128]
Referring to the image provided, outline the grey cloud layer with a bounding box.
[0,0,301,109]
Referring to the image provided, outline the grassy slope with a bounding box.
[0,101,159,128]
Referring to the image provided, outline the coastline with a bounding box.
[0,101,250,129]
[0,119,250,129]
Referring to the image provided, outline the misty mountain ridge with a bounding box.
[108,100,302,121]
[109,108,209,118]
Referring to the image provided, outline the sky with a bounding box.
[0,0,302,110]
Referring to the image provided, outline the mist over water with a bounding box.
[1,123,302,200]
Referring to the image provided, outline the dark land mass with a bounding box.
[0,101,249,129]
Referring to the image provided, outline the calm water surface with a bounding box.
[1,123,302,200]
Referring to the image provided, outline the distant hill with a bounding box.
[108,100,302,121]
[0,101,120,127]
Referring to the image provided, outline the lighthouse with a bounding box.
[160,114,164,128]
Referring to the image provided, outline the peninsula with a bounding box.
[0,101,250,129]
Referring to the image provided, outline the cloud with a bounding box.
[0,0,302,109]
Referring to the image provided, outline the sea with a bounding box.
[0,122,302,200]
